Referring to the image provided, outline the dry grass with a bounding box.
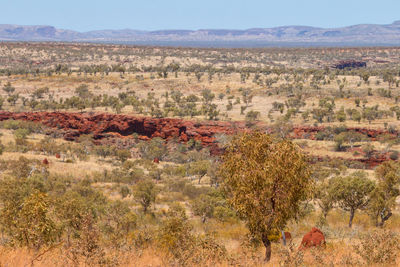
[0,242,397,267]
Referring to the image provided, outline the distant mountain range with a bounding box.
[1,21,400,47]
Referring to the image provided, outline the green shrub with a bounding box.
[120,185,131,198]
[138,138,167,160]
[157,203,226,265]
[0,119,43,133]
[191,190,229,223]
[182,184,210,199]
[213,206,237,222]
[134,180,157,213]
[116,149,131,162]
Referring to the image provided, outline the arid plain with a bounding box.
[0,42,399,266]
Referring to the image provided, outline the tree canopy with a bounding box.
[218,132,312,261]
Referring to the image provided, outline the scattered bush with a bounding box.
[354,229,400,265]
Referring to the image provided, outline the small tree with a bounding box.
[32,87,49,99]
[201,89,215,103]
[334,133,346,151]
[157,203,195,264]
[95,145,115,158]
[104,200,137,247]
[134,180,157,213]
[336,107,346,122]
[71,213,103,265]
[138,138,167,160]
[17,191,60,249]
[360,73,370,83]
[54,191,88,247]
[157,203,226,265]
[245,110,260,127]
[116,149,131,162]
[331,172,375,228]
[315,179,336,222]
[191,191,227,223]
[363,107,377,124]
[75,84,92,99]
[218,132,312,262]
[120,185,131,199]
[352,110,362,123]
[368,161,400,227]
[0,182,59,250]
[3,82,15,95]
[187,160,210,184]
[7,94,19,106]
[191,194,216,223]
[362,143,375,159]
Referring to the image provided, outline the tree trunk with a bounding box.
[201,214,207,223]
[261,233,272,262]
[323,209,328,219]
[198,174,205,184]
[378,211,392,227]
[67,229,71,247]
[281,230,286,246]
[374,215,379,227]
[349,209,355,228]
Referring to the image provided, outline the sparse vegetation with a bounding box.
[0,43,400,265]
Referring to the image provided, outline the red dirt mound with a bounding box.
[299,227,326,250]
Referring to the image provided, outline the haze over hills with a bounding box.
[1,21,400,47]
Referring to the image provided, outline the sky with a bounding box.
[1,0,399,31]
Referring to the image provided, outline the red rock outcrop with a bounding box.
[310,152,390,169]
[291,125,396,141]
[299,227,326,250]
[0,111,395,167]
[333,60,367,69]
[292,126,324,140]
[0,111,244,155]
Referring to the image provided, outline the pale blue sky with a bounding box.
[1,0,399,31]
